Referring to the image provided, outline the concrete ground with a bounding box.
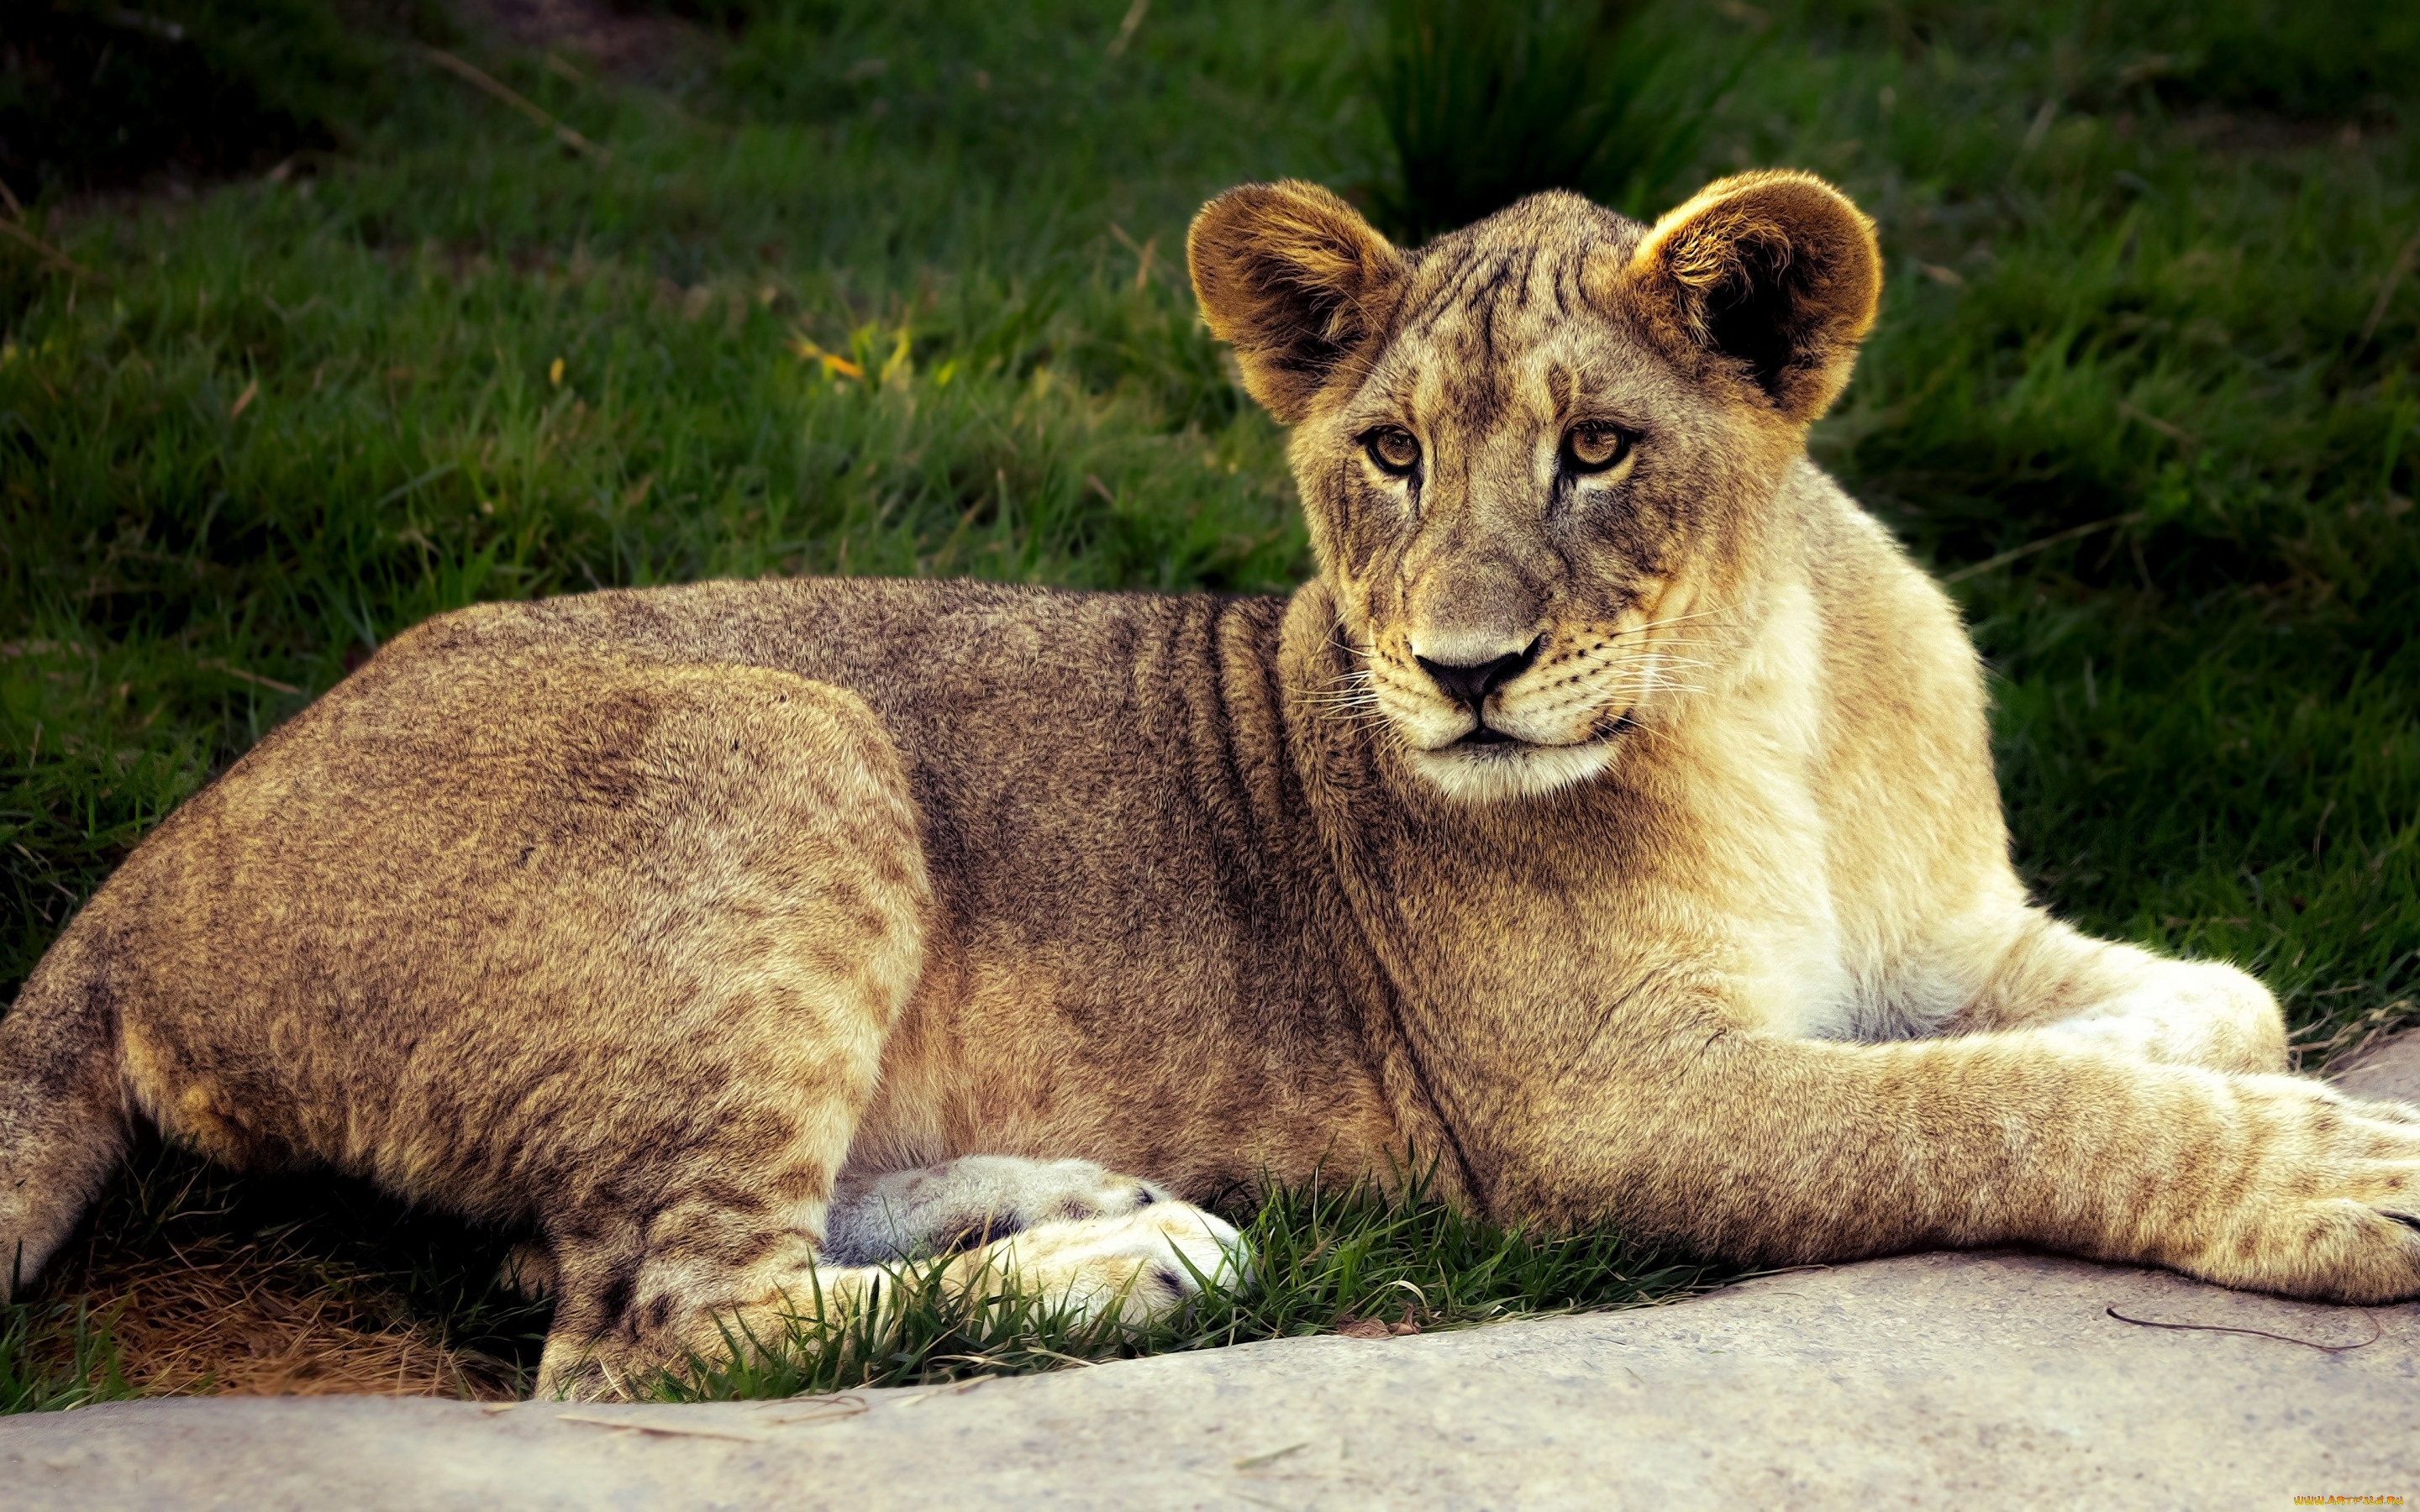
[7,1032,2417,1509]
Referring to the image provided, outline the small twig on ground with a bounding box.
[1107,0,1150,57]
[1108,222,1160,291]
[0,174,23,218]
[555,1413,769,1442]
[1233,1441,1310,1472]
[197,659,302,696]
[1939,512,2145,585]
[420,47,613,162]
[0,218,104,282]
[2359,224,2420,346]
[2114,401,2198,448]
[2104,1305,2383,1353]
[759,1392,875,1422]
[1011,1343,1103,1368]
[2020,98,2058,154]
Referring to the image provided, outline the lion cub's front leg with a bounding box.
[1910,910,2420,1296]
[1512,992,2420,1305]
[1941,910,2291,1076]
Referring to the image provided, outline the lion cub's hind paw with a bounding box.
[827,1156,1251,1321]
[824,1155,1176,1265]
[977,1204,1250,1326]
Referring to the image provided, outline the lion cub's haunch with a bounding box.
[6,171,2417,1396]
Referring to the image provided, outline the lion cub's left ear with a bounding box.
[1618,170,1881,424]
[1189,180,1407,424]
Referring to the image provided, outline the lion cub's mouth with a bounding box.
[1441,709,1639,759]
[1453,711,1637,750]
[1408,722,1627,801]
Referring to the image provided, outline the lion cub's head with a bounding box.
[1189,172,1881,801]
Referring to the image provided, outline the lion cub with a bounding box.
[5,171,2416,1397]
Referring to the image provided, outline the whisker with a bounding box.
[1326,622,1380,660]
[1625,603,1736,633]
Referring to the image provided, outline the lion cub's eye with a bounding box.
[1564,423,1633,475]
[1364,427,1421,477]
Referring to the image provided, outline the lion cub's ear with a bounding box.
[1189,181,1407,424]
[1618,170,1881,424]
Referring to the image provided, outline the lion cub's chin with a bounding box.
[1404,738,1618,803]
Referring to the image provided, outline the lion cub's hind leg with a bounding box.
[540,1158,1247,1397]
[829,1156,1250,1323]
[481,660,936,1401]
[1949,910,2292,1075]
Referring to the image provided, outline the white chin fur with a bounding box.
[1404,739,1617,802]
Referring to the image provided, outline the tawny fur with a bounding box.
[5,171,2417,1398]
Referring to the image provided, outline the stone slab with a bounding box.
[3,1033,2415,1509]
[2331,1027,2420,1105]
[8,1249,2417,1509]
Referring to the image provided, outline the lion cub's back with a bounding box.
[438,576,1301,956]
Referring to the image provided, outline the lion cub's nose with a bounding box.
[1415,638,1541,711]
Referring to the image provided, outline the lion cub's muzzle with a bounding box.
[1377,622,1636,802]
[1414,636,1543,744]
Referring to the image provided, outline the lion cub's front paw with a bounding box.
[2176,1079,2420,1304]
[971,1205,1250,1325]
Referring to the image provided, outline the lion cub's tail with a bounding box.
[0,926,132,1302]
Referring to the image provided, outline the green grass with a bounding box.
[3,0,2417,1405]
[646,1165,1711,1402]
[1359,0,1735,239]
[2,1298,134,1414]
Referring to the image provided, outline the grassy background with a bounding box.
[3,0,2417,1403]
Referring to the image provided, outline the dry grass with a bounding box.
[38,1233,519,1400]
[8,1144,546,1407]
[44,1251,513,1400]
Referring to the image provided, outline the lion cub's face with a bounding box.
[1191,173,1881,801]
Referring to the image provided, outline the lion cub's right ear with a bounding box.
[1189,181,1406,424]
